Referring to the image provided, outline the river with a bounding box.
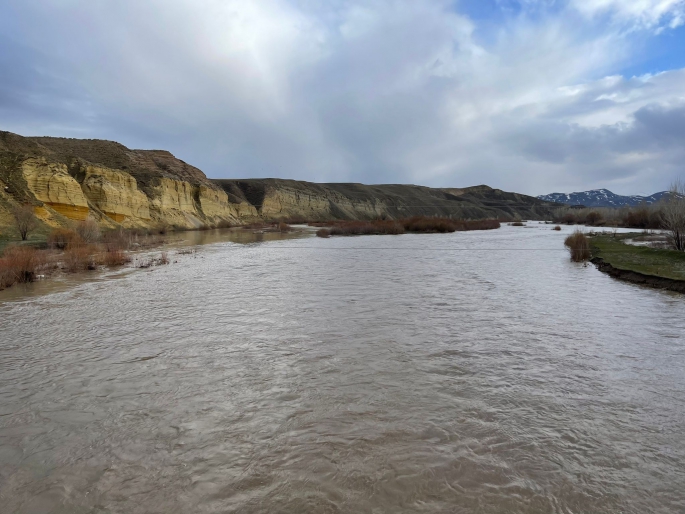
[1,224,684,513]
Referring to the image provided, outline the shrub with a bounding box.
[561,212,576,224]
[216,220,233,229]
[0,246,47,287]
[316,229,330,238]
[312,217,499,236]
[11,204,38,241]
[101,249,131,267]
[63,244,98,272]
[564,230,591,262]
[585,211,603,225]
[278,222,292,232]
[75,219,101,243]
[102,228,131,252]
[48,228,81,249]
[553,225,562,231]
[510,221,525,227]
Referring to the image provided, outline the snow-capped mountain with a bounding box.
[537,189,671,208]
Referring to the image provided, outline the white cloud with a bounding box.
[569,0,685,28]
[1,0,684,195]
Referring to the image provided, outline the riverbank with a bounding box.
[590,233,685,293]
[0,222,304,292]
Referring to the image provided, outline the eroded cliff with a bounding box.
[214,179,558,222]
[0,131,258,232]
[0,130,559,237]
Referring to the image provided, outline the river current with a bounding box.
[1,224,684,513]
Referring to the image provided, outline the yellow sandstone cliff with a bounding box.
[80,165,151,222]
[0,131,258,232]
[21,158,90,221]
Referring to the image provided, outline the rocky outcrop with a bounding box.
[80,165,150,222]
[0,131,257,230]
[21,158,90,220]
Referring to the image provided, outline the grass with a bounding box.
[591,233,685,281]
[564,230,591,262]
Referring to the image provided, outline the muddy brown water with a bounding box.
[1,224,684,513]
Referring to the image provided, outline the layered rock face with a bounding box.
[21,158,90,220]
[0,130,558,235]
[0,131,257,230]
[215,179,559,221]
[80,165,151,222]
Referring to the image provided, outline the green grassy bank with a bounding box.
[591,233,685,282]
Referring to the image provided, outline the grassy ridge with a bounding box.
[591,234,685,281]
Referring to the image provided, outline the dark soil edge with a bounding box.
[591,257,685,294]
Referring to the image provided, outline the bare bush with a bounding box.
[101,249,131,267]
[11,204,38,241]
[553,225,561,231]
[661,179,685,251]
[48,228,81,249]
[0,246,48,287]
[102,228,131,252]
[585,211,603,225]
[75,219,101,243]
[63,244,98,272]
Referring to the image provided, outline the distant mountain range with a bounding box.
[537,189,671,208]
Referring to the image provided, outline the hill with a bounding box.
[0,130,558,236]
[214,179,557,221]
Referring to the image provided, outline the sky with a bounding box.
[1,0,684,195]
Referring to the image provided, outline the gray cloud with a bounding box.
[0,0,684,195]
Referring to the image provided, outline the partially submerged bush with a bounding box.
[278,222,292,232]
[316,229,331,238]
[101,249,131,267]
[102,228,131,252]
[553,225,562,231]
[510,221,525,227]
[63,244,98,272]
[0,246,48,288]
[312,217,499,236]
[564,230,591,262]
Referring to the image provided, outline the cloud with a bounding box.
[569,0,685,29]
[0,0,684,195]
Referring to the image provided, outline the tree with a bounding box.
[11,204,38,241]
[661,179,685,251]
